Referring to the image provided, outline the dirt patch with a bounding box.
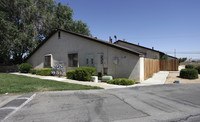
[165,72,200,84]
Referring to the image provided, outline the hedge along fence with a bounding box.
[66,67,97,81]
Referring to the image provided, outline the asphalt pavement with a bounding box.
[0,93,35,122]
[3,84,200,122]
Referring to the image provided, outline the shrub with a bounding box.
[30,69,37,74]
[107,78,136,85]
[66,67,97,81]
[66,70,75,79]
[74,68,91,81]
[36,68,52,76]
[180,69,198,79]
[18,63,32,73]
[195,65,200,74]
[185,64,195,69]
[76,67,97,76]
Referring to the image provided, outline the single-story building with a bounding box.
[26,29,175,82]
[114,40,176,59]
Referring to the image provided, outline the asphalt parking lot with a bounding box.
[2,84,200,122]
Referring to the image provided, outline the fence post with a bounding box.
[140,56,144,81]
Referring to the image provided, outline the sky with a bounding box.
[55,0,200,59]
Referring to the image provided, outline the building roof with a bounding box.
[26,29,144,61]
[114,40,162,53]
[114,40,177,59]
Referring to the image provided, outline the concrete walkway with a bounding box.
[10,71,169,89]
[140,71,169,85]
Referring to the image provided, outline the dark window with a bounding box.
[91,58,94,65]
[44,55,51,68]
[98,72,102,77]
[86,58,89,65]
[103,68,108,75]
[68,53,78,67]
[100,55,104,64]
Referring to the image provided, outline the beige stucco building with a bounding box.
[26,29,175,82]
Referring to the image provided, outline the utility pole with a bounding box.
[174,49,176,57]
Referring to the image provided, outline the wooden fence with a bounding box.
[144,59,178,80]
[144,59,160,80]
[160,59,178,71]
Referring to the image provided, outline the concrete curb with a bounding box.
[0,93,36,122]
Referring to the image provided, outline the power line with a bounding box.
[165,52,200,54]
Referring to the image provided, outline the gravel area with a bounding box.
[165,71,200,84]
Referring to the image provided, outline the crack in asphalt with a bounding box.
[138,99,177,113]
[148,92,200,108]
[107,92,150,117]
[171,113,200,122]
[74,91,109,122]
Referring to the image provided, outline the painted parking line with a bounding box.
[0,93,36,122]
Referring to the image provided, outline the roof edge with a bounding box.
[115,40,177,59]
[25,29,143,61]
[58,29,143,55]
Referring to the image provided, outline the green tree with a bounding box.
[179,57,187,63]
[0,12,15,64]
[161,54,168,60]
[0,0,91,64]
[69,20,91,36]
[153,55,158,59]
